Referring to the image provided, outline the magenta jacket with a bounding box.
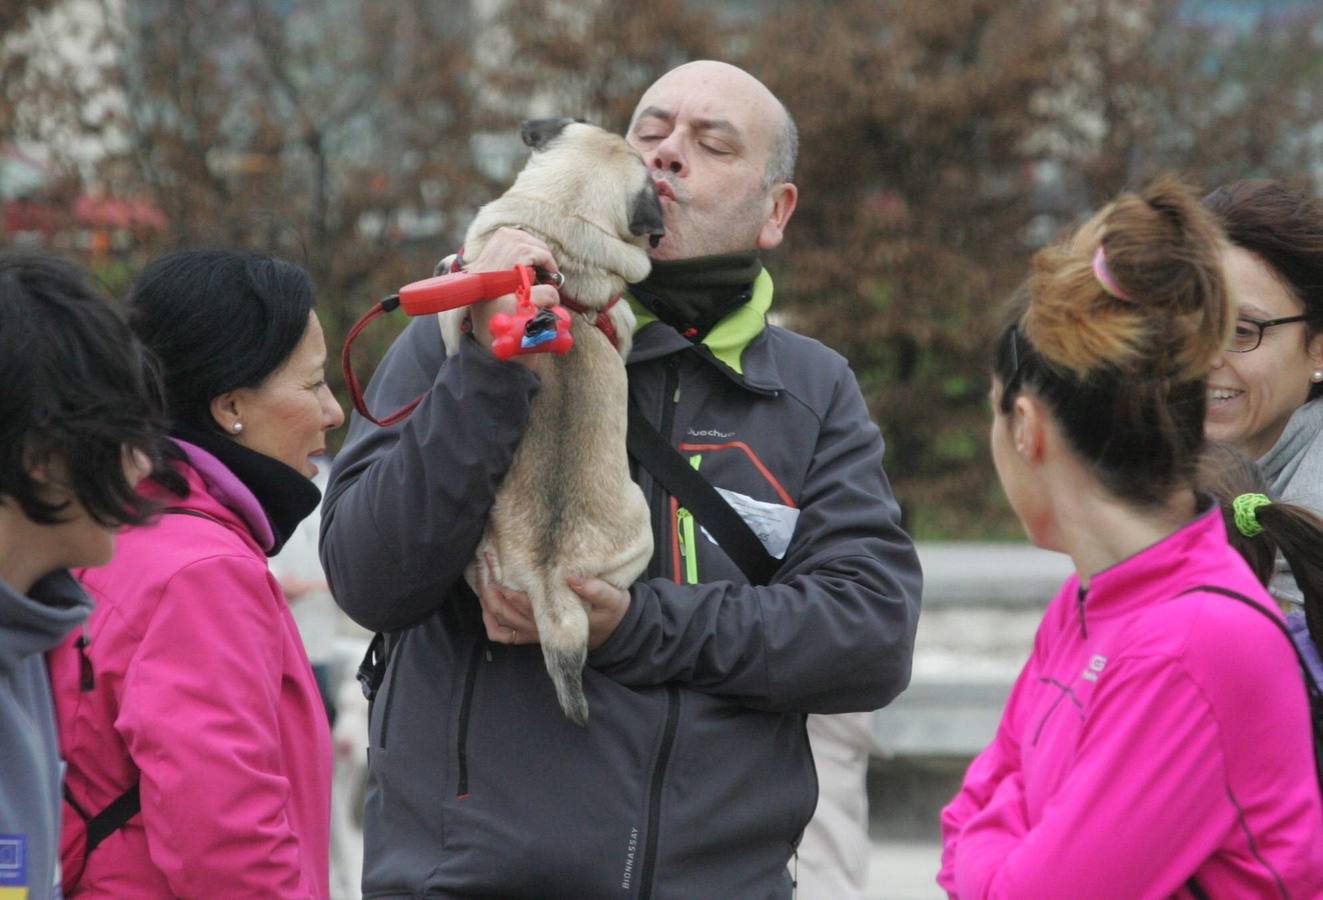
[50,442,331,898]
[940,507,1323,898]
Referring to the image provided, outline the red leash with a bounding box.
[343,266,621,427]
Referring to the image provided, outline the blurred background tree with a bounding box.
[4,0,1322,538]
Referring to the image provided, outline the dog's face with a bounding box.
[519,118,665,250]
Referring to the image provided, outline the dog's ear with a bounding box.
[520,118,580,152]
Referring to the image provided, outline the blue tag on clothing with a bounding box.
[0,834,27,888]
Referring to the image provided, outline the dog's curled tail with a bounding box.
[534,575,591,726]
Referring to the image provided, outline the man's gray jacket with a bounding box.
[321,273,922,899]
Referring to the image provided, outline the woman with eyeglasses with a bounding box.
[1203,180,1323,612]
[938,177,1323,897]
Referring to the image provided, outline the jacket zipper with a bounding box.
[637,684,681,899]
[674,455,702,584]
[455,636,486,798]
[1077,585,1089,639]
[377,639,405,749]
[647,357,682,580]
[637,357,684,897]
[676,507,698,584]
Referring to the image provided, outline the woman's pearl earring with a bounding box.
[232,421,244,433]
[1312,371,1323,384]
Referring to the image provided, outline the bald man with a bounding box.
[322,60,921,898]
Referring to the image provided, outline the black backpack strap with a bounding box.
[626,395,780,586]
[357,631,397,702]
[66,783,141,853]
[86,785,141,852]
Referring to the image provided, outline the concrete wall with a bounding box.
[867,542,1072,839]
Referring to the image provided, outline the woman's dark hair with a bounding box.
[1198,441,1323,648]
[993,175,1231,509]
[0,252,166,527]
[1203,179,1323,400]
[127,248,315,431]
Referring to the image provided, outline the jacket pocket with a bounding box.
[454,636,485,798]
[434,661,666,896]
[375,641,405,750]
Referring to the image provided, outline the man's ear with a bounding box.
[755,182,798,251]
[209,392,244,436]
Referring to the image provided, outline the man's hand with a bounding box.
[463,227,561,368]
[570,577,631,650]
[475,553,631,650]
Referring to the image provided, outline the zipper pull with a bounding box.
[77,624,94,691]
[1077,585,1089,640]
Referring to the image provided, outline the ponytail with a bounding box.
[1199,441,1323,651]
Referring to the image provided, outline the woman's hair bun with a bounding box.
[1023,174,1230,382]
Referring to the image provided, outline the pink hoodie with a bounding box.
[940,507,1323,898]
[50,443,331,898]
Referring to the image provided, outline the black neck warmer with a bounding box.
[170,420,321,557]
[630,251,763,341]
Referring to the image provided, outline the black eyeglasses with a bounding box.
[1228,314,1310,352]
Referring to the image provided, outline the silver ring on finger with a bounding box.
[508,627,518,645]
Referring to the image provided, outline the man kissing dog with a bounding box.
[322,60,922,899]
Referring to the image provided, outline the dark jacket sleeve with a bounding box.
[320,318,539,632]
[587,364,921,714]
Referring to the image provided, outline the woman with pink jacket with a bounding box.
[939,178,1323,898]
[49,249,345,897]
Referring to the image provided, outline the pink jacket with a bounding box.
[940,507,1323,898]
[50,442,332,898]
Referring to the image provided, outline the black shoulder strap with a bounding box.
[86,785,141,852]
[65,783,141,853]
[626,396,779,586]
[357,630,396,701]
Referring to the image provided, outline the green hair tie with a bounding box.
[1232,493,1272,538]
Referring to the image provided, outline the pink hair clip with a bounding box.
[1092,245,1131,301]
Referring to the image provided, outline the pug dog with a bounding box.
[439,119,662,725]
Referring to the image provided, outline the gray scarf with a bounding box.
[1257,397,1323,608]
